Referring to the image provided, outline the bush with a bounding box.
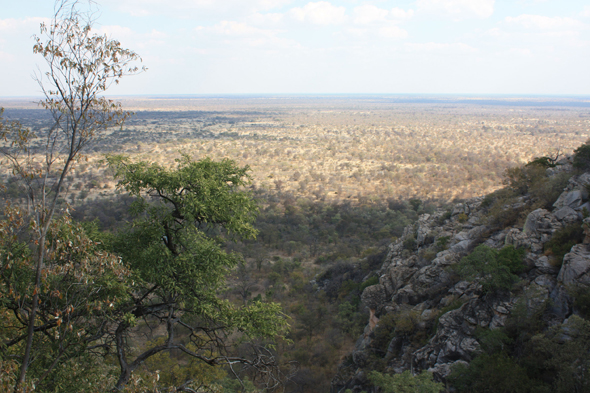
[448,353,539,393]
[497,245,526,274]
[436,235,450,250]
[457,213,468,223]
[568,284,590,319]
[403,236,417,251]
[544,222,584,267]
[573,142,590,170]
[360,276,379,293]
[369,370,443,393]
[370,313,397,356]
[454,245,524,293]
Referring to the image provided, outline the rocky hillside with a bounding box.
[332,154,590,393]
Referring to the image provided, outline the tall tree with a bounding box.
[0,1,143,389]
[106,155,288,391]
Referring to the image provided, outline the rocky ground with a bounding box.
[332,157,590,392]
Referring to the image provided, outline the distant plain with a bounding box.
[1,95,589,204]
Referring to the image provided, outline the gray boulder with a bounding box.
[361,284,387,311]
[553,206,580,225]
[523,208,562,236]
[558,244,590,286]
[553,190,583,210]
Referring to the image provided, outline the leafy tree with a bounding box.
[0,1,143,388]
[0,209,130,392]
[105,155,288,391]
[369,370,443,393]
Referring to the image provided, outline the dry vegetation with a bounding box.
[2,96,590,392]
[4,96,586,204]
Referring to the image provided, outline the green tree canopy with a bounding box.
[105,155,288,391]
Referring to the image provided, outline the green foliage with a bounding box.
[568,284,590,319]
[370,313,397,357]
[457,213,469,223]
[476,328,513,355]
[485,160,571,229]
[393,308,421,336]
[403,236,417,251]
[573,141,590,170]
[409,198,422,212]
[454,245,524,293]
[369,370,443,393]
[543,222,584,266]
[336,301,365,335]
[497,245,526,274]
[104,155,287,389]
[448,353,539,393]
[521,316,590,393]
[526,156,558,168]
[504,164,547,196]
[436,235,450,250]
[0,211,131,392]
[360,276,379,293]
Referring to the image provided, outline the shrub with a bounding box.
[403,236,417,251]
[454,245,524,293]
[448,353,539,393]
[370,313,397,356]
[360,276,380,293]
[457,213,468,223]
[526,156,558,168]
[544,222,584,267]
[497,245,526,274]
[568,284,590,319]
[573,142,590,170]
[421,249,437,263]
[437,210,452,224]
[369,370,444,393]
[436,235,450,250]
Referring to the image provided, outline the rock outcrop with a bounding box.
[332,164,590,393]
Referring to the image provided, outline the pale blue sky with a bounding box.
[1,0,589,96]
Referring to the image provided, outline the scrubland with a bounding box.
[3,96,587,206]
[2,96,589,392]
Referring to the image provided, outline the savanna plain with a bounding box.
[1,95,589,392]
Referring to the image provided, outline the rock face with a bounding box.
[331,166,590,393]
[558,244,590,286]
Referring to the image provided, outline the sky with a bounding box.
[1,0,589,96]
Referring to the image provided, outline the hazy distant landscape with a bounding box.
[3,95,588,205]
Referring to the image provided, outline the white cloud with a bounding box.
[353,5,388,25]
[0,17,46,32]
[205,21,270,36]
[195,21,298,48]
[289,2,347,25]
[505,14,586,30]
[256,0,294,11]
[97,25,134,39]
[107,0,292,18]
[345,27,368,37]
[390,8,414,20]
[417,0,495,19]
[404,42,477,54]
[249,12,285,25]
[379,25,408,39]
[582,6,590,18]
